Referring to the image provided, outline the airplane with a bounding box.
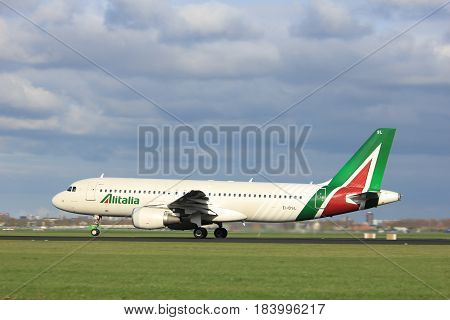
[52,128,401,239]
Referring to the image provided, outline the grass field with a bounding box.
[1,228,449,239]
[0,235,449,299]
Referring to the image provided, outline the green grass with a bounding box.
[1,228,449,239]
[0,240,448,299]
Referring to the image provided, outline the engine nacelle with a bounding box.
[132,207,180,230]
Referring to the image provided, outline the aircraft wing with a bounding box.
[144,190,246,223]
[167,190,214,216]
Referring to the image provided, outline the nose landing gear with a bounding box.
[90,215,102,237]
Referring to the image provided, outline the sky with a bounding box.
[0,0,449,220]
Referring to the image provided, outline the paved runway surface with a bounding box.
[0,235,448,245]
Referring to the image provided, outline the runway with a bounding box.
[0,235,448,245]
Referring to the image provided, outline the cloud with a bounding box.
[290,1,372,39]
[377,0,447,7]
[0,1,449,218]
[172,1,259,41]
[105,0,259,42]
[0,115,59,131]
[0,73,62,112]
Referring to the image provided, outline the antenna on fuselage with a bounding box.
[248,178,254,182]
[100,173,104,178]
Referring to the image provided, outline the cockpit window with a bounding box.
[72,187,77,192]
[67,187,72,192]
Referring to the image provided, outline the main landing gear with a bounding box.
[193,225,228,239]
[90,215,102,237]
[193,227,208,239]
[214,227,228,238]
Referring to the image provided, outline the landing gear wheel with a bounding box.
[214,227,228,238]
[91,228,100,237]
[193,227,208,239]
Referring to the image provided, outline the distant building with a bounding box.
[366,212,374,226]
[0,212,10,217]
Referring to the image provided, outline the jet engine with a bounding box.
[132,207,180,230]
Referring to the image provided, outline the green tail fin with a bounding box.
[328,128,396,192]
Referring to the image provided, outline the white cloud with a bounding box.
[290,0,372,39]
[174,40,280,77]
[173,1,259,40]
[0,18,50,63]
[378,0,446,6]
[0,73,63,111]
[105,0,259,41]
[0,115,59,130]
[434,43,450,59]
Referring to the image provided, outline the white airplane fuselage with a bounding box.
[52,177,399,223]
[51,128,401,238]
[53,177,321,222]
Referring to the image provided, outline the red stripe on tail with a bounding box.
[322,160,372,216]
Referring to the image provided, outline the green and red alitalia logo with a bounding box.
[100,194,140,205]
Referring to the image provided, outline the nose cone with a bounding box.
[52,192,64,209]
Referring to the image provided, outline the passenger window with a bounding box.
[264,195,266,198]
[289,196,292,199]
